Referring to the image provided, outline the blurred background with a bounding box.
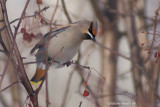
[0,0,160,107]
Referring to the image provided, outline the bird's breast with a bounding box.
[47,35,82,64]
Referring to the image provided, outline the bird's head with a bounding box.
[82,20,98,42]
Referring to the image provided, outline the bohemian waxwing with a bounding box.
[30,21,98,84]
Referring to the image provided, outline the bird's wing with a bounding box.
[30,26,70,54]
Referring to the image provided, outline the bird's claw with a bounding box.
[64,60,73,67]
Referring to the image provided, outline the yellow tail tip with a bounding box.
[30,81,42,85]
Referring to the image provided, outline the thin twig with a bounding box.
[44,0,59,106]
[145,8,160,62]
[79,101,82,107]
[24,59,60,65]
[61,71,74,107]
[0,81,20,93]
[95,41,155,90]
[0,33,9,54]
[61,0,72,23]
[0,6,49,32]
[76,66,101,107]
[35,78,45,94]
[95,41,131,60]
[0,33,16,91]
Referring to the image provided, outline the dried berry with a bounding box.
[30,33,35,38]
[37,0,43,5]
[23,32,30,40]
[21,28,26,33]
[154,52,160,58]
[40,18,45,24]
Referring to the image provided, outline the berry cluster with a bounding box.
[83,81,89,97]
[21,28,35,42]
[83,71,91,97]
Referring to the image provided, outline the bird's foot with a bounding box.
[64,60,73,67]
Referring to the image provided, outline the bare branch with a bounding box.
[79,101,82,107]
[0,81,20,93]
[0,6,49,32]
[61,0,72,23]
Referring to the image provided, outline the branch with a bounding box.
[61,0,72,23]
[0,6,49,32]
[95,41,155,90]
[0,81,20,93]
[146,7,160,62]
[0,33,9,54]
[79,101,82,107]
[44,1,59,106]
[0,0,39,106]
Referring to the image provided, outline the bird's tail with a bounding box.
[30,67,46,85]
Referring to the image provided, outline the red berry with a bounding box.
[40,18,44,24]
[21,28,26,33]
[23,32,29,40]
[141,43,144,46]
[37,0,43,5]
[83,90,89,97]
[30,33,35,38]
[154,52,160,58]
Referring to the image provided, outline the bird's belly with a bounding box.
[47,41,80,64]
[48,49,76,63]
[47,32,82,66]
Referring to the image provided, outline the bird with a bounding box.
[30,20,98,85]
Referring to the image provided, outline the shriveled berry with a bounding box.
[28,37,32,42]
[30,33,35,38]
[23,32,29,40]
[83,90,89,97]
[154,52,160,58]
[40,18,44,24]
[37,0,43,5]
[21,28,26,33]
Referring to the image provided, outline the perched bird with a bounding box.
[30,21,98,84]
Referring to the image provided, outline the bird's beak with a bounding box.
[91,36,96,41]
